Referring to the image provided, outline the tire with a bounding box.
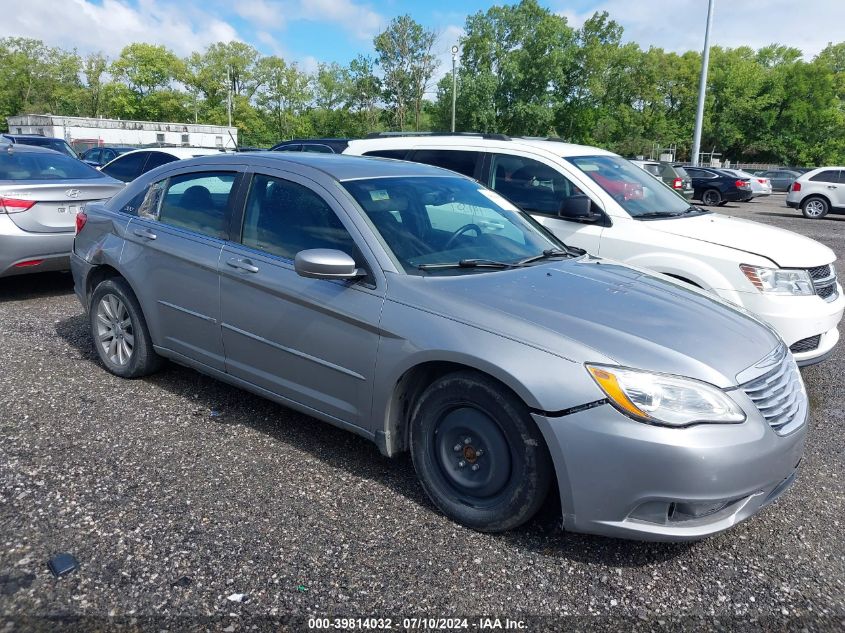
[701,189,722,206]
[89,277,162,378]
[801,196,829,219]
[409,371,552,532]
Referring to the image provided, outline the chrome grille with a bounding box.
[809,264,838,302]
[741,349,807,436]
[808,264,831,280]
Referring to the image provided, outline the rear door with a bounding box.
[219,168,385,426]
[406,149,482,179]
[121,166,246,371]
[809,169,845,207]
[101,151,151,183]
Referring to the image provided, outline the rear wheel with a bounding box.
[802,197,829,219]
[701,189,722,206]
[90,278,162,378]
[410,371,552,532]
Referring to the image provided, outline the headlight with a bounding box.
[586,365,746,427]
[740,264,814,296]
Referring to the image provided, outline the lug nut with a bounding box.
[471,464,480,471]
[464,437,472,445]
[458,460,466,468]
[453,444,461,452]
[476,449,484,457]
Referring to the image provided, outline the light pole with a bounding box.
[691,0,715,166]
[451,45,459,133]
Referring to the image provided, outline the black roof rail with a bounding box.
[364,131,511,141]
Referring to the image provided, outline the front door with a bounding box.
[219,170,385,427]
[484,152,605,254]
[121,169,243,370]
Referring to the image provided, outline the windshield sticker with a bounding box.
[369,189,390,201]
[478,189,519,212]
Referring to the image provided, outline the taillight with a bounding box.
[791,182,801,192]
[0,197,36,214]
[672,178,683,189]
[75,210,88,234]
[736,180,749,189]
[757,179,766,184]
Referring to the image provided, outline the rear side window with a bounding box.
[809,170,841,183]
[241,174,357,260]
[156,172,237,239]
[142,152,178,173]
[301,144,334,153]
[363,149,409,160]
[643,164,661,176]
[0,150,105,180]
[410,150,480,178]
[672,166,689,179]
[101,152,149,182]
[274,144,302,152]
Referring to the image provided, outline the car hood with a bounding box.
[390,257,780,388]
[644,213,834,268]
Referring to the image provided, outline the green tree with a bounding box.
[374,15,439,130]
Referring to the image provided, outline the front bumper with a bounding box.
[532,401,806,542]
[733,287,844,365]
[0,215,74,278]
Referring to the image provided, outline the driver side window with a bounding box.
[488,154,581,216]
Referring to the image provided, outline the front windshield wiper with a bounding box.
[517,248,577,266]
[638,206,709,219]
[418,258,517,271]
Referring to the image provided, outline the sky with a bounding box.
[2,0,843,86]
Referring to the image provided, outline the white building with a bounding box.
[6,114,238,152]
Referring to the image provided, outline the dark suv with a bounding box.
[2,134,78,159]
[683,166,753,206]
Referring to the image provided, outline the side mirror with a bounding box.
[294,249,365,280]
[559,195,601,222]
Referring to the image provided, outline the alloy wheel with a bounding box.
[95,293,134,366]
[804,199,826,218]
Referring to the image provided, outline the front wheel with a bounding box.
[90,277,162,378]
[701,189,722,206]
[410,372,552,532]
[802,197,829,219]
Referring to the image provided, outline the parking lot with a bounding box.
[1,193,843,629]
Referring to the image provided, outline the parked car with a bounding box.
[2,133,78,158]
[720,168,773,200]
[100,147,225,183]
[271,138,351,154]
[682,166,753,205]
[758,169,802,192]
[630,159,694,199]
[0,143,124,277]
[73,151,807,541]
[785,167,845,219]
[79,145,136,168]
[331,134,841,365]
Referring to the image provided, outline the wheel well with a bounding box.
[802,194,831,207]
[85,265,123,304]
[383,361,533,457]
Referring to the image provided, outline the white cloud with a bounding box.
[235,0,285,29]
[0,0,241,57]
[233,0,384,42]
[555,0,845,58]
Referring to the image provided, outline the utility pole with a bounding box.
[451,45,459,133]
[691,0,715,166]
[226,65,232,128]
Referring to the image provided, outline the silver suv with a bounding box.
[72,153,807,541]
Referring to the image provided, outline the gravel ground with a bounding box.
[1,194,844,631]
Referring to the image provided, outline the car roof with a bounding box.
[173,151,470,182]
[345,135,616,158]
[1,143,64,155]
[116,147,226,159]
[797,166,845,178]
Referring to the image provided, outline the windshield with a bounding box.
[0,149,107,180]
[342,176,567,274]
[567,155,693,218]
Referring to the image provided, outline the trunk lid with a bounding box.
[1,181,125,233]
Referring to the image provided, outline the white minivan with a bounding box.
[273,134,843,365]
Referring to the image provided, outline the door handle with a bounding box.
[827,185,838,189]
[132,228,157,240]
[226,257,259,273]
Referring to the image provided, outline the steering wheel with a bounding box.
[443,223,482,250]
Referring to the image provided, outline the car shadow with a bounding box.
[55,312,691,567]
[756,211,844,222]
[0,271,74,303]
